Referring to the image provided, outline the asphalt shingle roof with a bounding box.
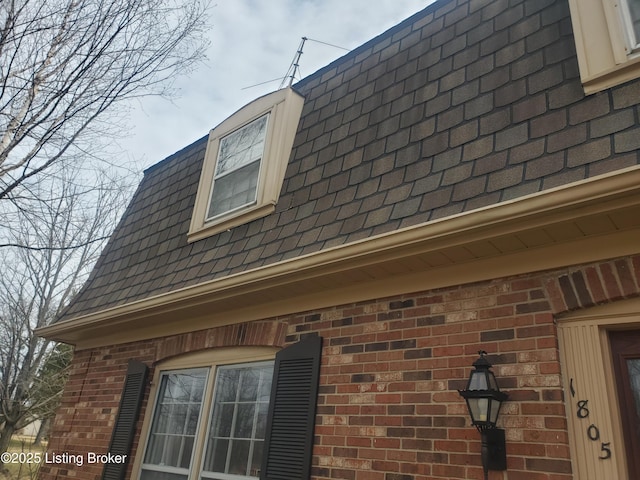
[58,0,640,322]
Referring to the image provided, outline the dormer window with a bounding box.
[620,0,640,51]
[207,113,269,219]
[568,0,640,93]
[189,88,304,242]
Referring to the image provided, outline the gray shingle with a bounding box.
[59,0,640,322]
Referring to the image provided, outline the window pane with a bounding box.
[140,470,188,480]
[188,403,201,434]
[228,440,251,475]
[216,115,268,175]
[212,403,234,437]
[144,433,165,465]
[255,402,269,439]
[201,362,274,478]
[215,368,240,402]
[168,404,188,434]
[206,438,229,473]
[250,441,263,476]
[181,436,195,469]
[208,160,260,218]
[165,435,184,466]
[628,358,640,418]
[239,368,260,402]
[155,404,170,433]
[259,371,272,403]
[625,0,640,47]
[143,369,208,475]
[167,370,204,402]
[234,404,256,438]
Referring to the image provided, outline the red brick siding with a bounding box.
[39,321,286,480]
[40,255,640,480]
[296,284,563,480]
[545,256,640,314]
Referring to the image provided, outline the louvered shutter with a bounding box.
[101,359,148,480]
[261,335,323,480]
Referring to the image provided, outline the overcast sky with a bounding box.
[120,0,436,171]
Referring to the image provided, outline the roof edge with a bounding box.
[294,0,453,90]
[37,165,640,347]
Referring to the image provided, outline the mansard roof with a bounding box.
[57,0,640,323]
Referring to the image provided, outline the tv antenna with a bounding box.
[243,37,349,91]
[279,37,307,88]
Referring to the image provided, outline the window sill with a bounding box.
[187,202,275,242]
[568,0,640,94]
[581,53,640,94]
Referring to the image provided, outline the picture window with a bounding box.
[139,361,274,480]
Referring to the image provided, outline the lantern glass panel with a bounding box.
[488,372,499,390]
[467,397,490,423]
[490,398,501,424]
[469,371,488,390]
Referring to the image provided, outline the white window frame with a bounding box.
[567,0,640,93]
[188,88,304,242]
[199,361,273,479]
[618,0,640,51]
[140,367,210,479]
[206,114,270,221]
[131,347,279,480]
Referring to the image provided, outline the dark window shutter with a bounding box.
[102,359,148,480]
[261,335,323,480]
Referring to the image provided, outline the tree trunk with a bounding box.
[0,421,17,470]
[33,417,50,446]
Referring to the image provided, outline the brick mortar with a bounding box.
[41,254,640,480]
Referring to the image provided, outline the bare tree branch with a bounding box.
[0,165,133,463]
[0,0,210,463]
[0,235,111,250]
[0,0,210,201]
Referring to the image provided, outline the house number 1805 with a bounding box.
[570,378,611,460]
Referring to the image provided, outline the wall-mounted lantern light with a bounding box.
[458,351,508,480]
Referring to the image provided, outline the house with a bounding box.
[37,0,640,479]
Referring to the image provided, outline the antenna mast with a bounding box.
[280,37,307,89]
[243,37,348,91]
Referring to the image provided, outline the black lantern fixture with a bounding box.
[458,351,508,480]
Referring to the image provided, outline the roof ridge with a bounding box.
[294,0,451,90]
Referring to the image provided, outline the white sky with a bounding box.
[120,0,436,170]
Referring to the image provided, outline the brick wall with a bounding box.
[40,254,640,480]
[39,322,286,480]
[39,344,155,480]
[301,280,563,480]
